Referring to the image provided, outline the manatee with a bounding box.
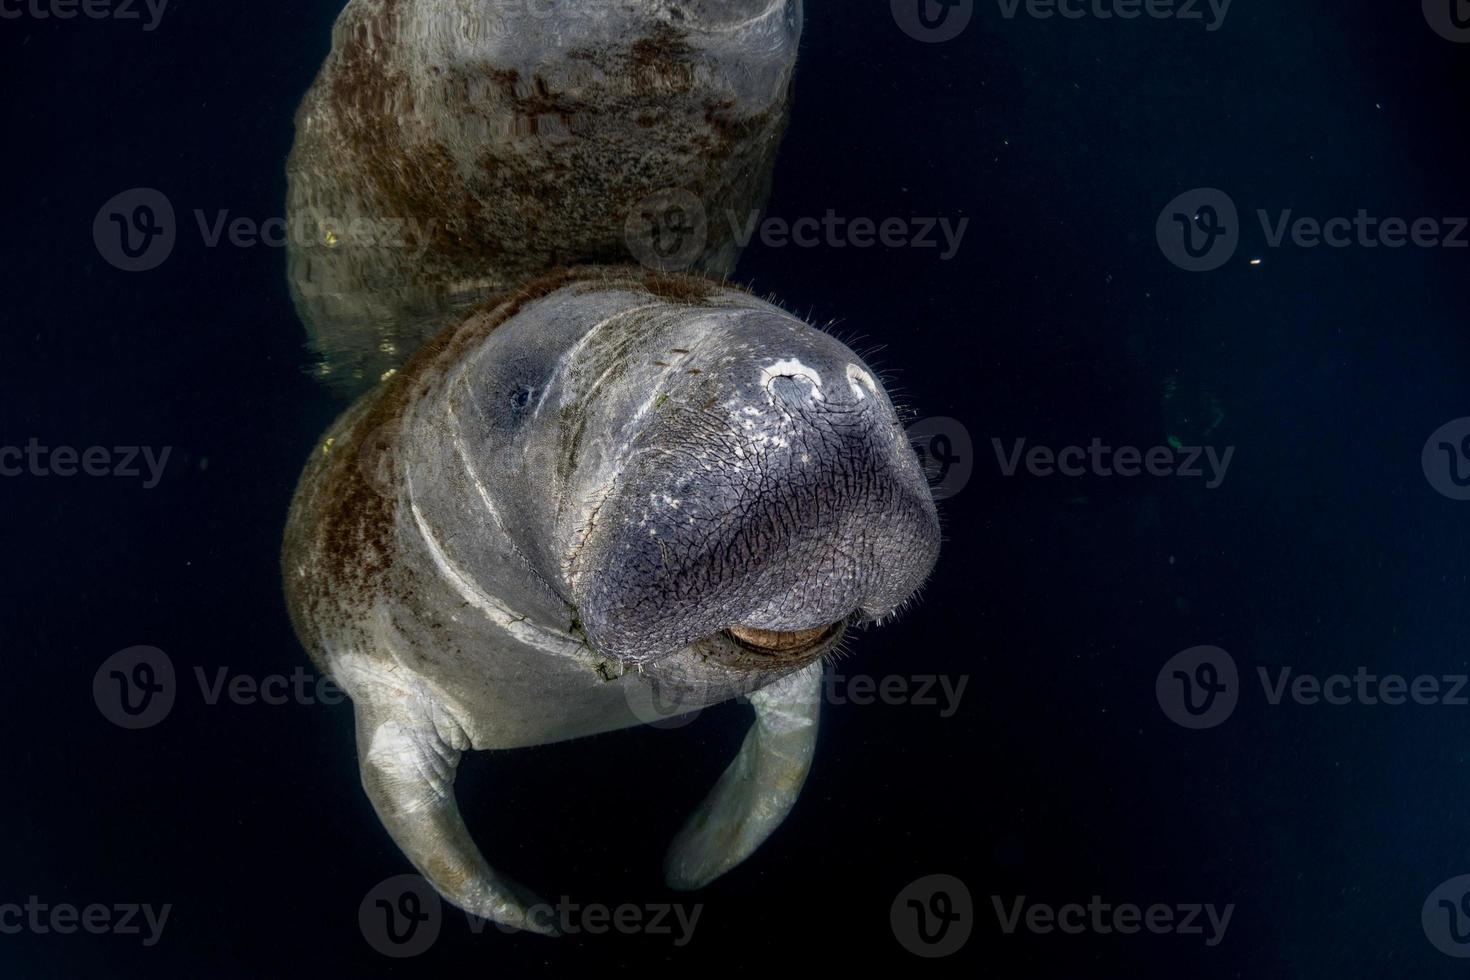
[286,0,803,392]
[282,266,941,933]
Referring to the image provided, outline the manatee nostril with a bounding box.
[845,363,878,400]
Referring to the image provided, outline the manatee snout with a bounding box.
[571,312,940,668]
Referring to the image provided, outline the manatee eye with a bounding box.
[509,385,534,414]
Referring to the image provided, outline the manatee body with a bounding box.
[287,0,803,391]
[282,267,940,931]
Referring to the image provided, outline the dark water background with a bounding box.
[3,0,1469,975]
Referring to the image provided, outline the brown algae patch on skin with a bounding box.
[286,1,797,392]
[628,24,698,95]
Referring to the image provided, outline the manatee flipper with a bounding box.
[352,692,558,936]
[664,662,823,891]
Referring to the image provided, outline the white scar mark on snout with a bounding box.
[408,499,585,658]
[845,363,877,400]
[760,358,822,400]
[448,408,507,530]
[699,0,793,33]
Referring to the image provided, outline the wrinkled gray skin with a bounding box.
[288,0,802,392]
[283,269,941,933]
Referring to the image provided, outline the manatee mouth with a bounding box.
[721,621,843,660]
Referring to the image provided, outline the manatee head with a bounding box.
[453,271,939,688]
